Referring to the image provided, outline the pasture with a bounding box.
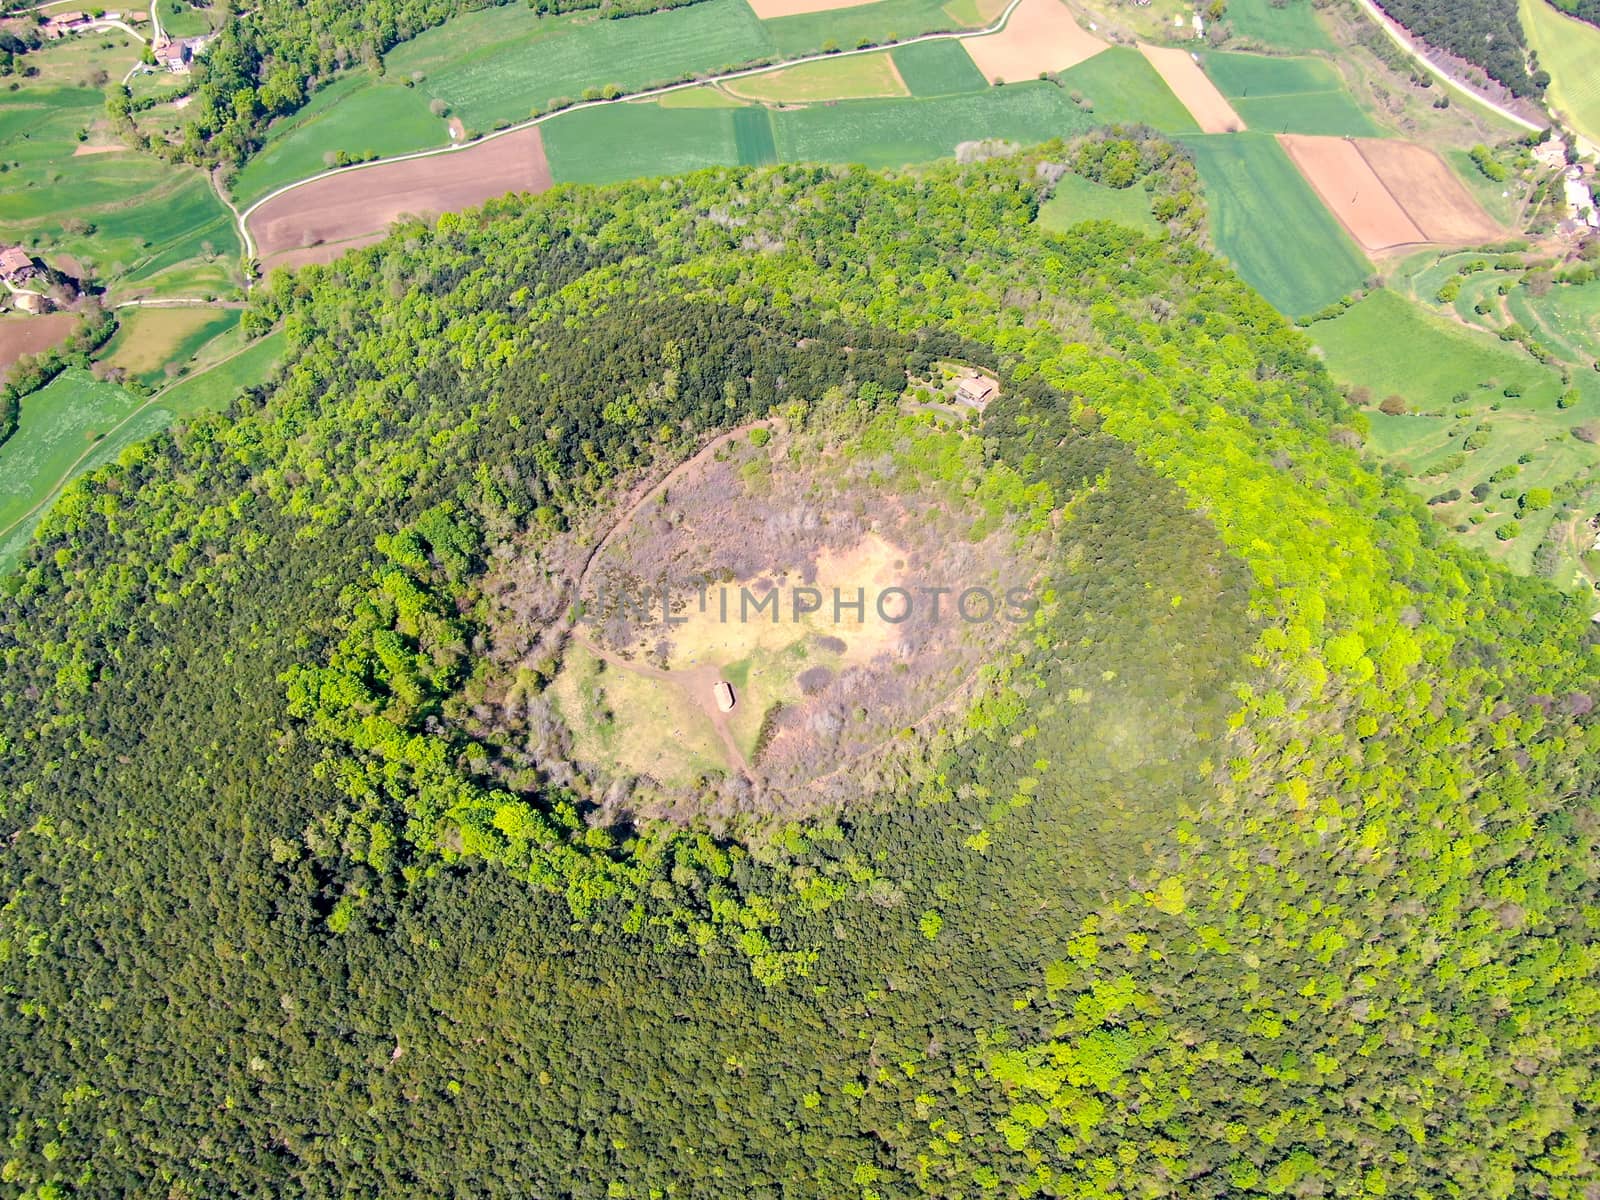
[1037,173,1163,236]
[1218,0,1331,51]
[1313,288,1600,573]
[1201,51,1378,137]
[1181,131,1369,315]
[725,52,907,102]
[890,38,989,95]
[95,306,240,386]
[1520,0,1600,148]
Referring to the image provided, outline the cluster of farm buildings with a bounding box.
[37,7,204,72]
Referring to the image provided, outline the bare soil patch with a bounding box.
[248,126,553,270]
[1352,138,1501,245]
[71,142,125,156]
[0,313,78,378]
[1137,43,1243,133]
[1278,133,1425,252]
[961,0,1107,84]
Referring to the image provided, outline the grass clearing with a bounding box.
[1182,131,1369,315]
[1520,0,1600,148]
[725,52,907,102]
[96,306,240,386]
[891,38,989,96]
[1037,172,1163,236]
[1201,52,1378,136]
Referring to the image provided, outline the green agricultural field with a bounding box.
[1058,46,1198,131]
[1200,52,1378,136]
[762,0,973,56]
[1181,131,1368,315]
[726,52,907,102]
[1037,172,1163,236]
[1521,0,1600,147]
[732,107,777,165]
[400,0,774,132]
[891,38,989,96]
[1312,288,1600,573]
[229,77,448,207]
[770,81,1092,167]
[543,103,742,183]
[1219,0,1332,51]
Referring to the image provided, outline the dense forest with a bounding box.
[2,136,1598,1197]
[1373,0,1547,96]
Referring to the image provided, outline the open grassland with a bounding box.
[1312,288,1600,573]
[158,0,217,38]
[891,38,989,95]
[1201,51,1378,136]
[1037,172,1163,236]
[655,85,748,108]
[1520,0,1600,148]
[725,52,907,102]
[1218,0,1331,51]
[1182,131,1368,315]
[13,29,141,89]
[95,306,240,386]
[0,330,287,572]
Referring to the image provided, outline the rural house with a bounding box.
[0,245,36,283]
[954,374,998,409]
[43,11,87,35]
[154,37,190,71]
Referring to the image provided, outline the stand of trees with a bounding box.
[1372,0,1548,96]
[1,138,1597,1197]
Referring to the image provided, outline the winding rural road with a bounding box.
[232,0,1029,265]
[1350,0,1544,134]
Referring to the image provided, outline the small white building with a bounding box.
[1564,165,1599,229]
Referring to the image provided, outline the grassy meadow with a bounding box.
[1218,0,1331,51]
[1181,131,1369,315]
[1037,173,1163,237]
[891,38,990,96]
[725,52,908,102]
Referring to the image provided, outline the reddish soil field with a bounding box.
[1353,138,1501,244]
[1279,134,1425,252]
[0,313,78,379]
[961,0,1106,84]
[1138,43,1243,133]
[248,126,554,270]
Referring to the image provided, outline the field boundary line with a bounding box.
[233,0,1027,266]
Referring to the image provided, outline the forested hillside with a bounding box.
[1373,0,1547,96]
[2,139,1598,1197]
